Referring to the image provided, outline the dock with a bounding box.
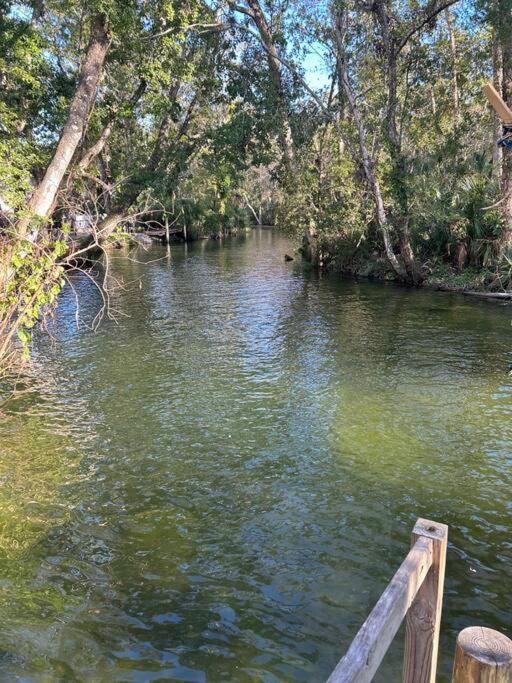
[144,228,183,241]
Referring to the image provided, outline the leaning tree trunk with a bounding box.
[76,79,146,175]
[18,14,110,236]
[94,90,197,241]
[245,0,294,170]
[76,119,115,175]
[333,8,406,282]
[373,0,423,284]
[71,78,146,212]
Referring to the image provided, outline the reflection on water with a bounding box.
[0,229,511,681]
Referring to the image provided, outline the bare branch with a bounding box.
[143,22,229,41]
[395,0,460,54]
[235,23,336,125]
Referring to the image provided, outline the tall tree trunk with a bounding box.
[430,84,437,115]
[98,149,114,210]
[333,8,405,282]
[492,23,503,178]
[445,8,460,122]
[373,0,423,284]
[244,0,294,169]
[497,0,512,247]
[76,119,116,175]
[18,14,110,235]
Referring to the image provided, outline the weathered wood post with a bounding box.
[451,627,512,682]
[326,518,448,683]
[402,518,448,683]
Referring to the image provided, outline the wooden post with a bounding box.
[402,518,448,683]
[483,83,512,124]
[327,535,434,683]
[452,627,512,682]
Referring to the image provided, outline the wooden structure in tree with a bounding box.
[483,83,512,124]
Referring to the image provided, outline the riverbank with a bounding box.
[302,247,512,300]
[141,226,512,299]
[424,264,512,299]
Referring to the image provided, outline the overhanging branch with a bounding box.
[395,0,460,54]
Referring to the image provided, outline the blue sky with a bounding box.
[302,48,331,90]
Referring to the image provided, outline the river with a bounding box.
[0,228,511,681]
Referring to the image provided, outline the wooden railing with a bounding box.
[327,518,512,682]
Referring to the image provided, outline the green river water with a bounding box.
[0,228,511,681]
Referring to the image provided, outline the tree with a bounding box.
[332,4,405,281]
[228,0,295,169]
[18,13,111,235]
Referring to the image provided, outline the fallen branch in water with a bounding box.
[461,290,512,299]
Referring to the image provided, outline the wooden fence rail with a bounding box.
[327,518,512,682]
[327,518,448,683]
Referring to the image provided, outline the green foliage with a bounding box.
[277,125,372,269]
[277,0,511,284]
[176,158,251,237]
[1,0,511,374]
[1,237,66,358]
[426,263,489,290]
[410,151,503,263]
